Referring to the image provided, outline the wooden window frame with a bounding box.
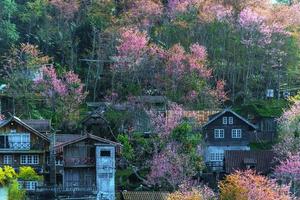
[231,129,242,138]
[222,117,228,125]
[214,129,224,138]
[229,117,233,124]
[3,155,12,165]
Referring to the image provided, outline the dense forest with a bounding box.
[1,0,300,123]
[2,0,300,199]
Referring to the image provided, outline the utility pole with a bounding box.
[50,128,57,197]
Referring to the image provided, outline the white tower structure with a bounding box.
[95,144,115,200]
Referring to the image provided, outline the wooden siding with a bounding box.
[64,168,96,187]
[0,121,49,152]
[63,139,96,167]
[203,113,254,146]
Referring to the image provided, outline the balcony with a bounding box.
[206,161,224,172]
[64,157,95,167]
[0,142,46,152]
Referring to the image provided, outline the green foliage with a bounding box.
[117,134,134,161]
[249,142,274,150]
[86,0,116,30]
[8,180,25,200]
[18,166,42,181]
[0,0,17,18]
[234,99,288,118]
[19,0,48,23]
[0,166,17,186]
[171,122,202,152]
[0,20,19,45]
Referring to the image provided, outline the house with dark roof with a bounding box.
[53,133,121,189]
[0,116,50,190]
[224,150,276,174]
[202,109,257,171]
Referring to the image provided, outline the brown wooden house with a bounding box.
[0,116,50,189]
[202,109,257,171]
[54,133,121,189]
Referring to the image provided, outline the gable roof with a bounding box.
[202,108,257,129]
[0,116,50,142]
[54,133,121,152]
[224,150,276,174]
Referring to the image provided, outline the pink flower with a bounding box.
[168,0,198,15]
[238,8,264,29]
[204,3,233,21]
[166,44,186,77]
[117,27,148,57]
[209,80,227,103]
[275,153,300,181]
[189,43,207,61]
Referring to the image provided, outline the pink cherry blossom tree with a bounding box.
[125,0,163,29]
[274,153,300,195]
[112,27,227,108]
[35,65,87,123]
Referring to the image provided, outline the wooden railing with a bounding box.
[206,161,224,171]
[36,186,97,192]
[0,142,45,151]
[64,157,95,167]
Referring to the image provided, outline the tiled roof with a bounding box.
[122,191,169,200]
[224,150,276,174]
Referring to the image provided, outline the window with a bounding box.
[100,150,111,157]
[19,181,38,190]
[214,129,224,138]
[20,155,39,164]
[8,134,30,150]
[232,129,242,138]
[3,155,12,165]
[210,152,224,161]
[55,159,63,166]
[222,117,227,125]
[229,117,233,124]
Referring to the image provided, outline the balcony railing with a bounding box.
[36,186,97,192]
[0,142,46,151]
[206,161,224,171]
[0,142,30,150]
[64,157,95,167]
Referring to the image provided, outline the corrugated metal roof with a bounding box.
[122,191,169,200]
[224,150,276,174]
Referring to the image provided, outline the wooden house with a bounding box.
[54,133,121,189]
[0,116,50,189]
[251,117,277,142]
[202,109,257,171]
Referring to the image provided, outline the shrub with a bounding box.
[18,166,42,181]
[8,180,25,200]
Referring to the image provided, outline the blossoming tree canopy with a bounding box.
[35,65,87,122]
[113,26,227,107]
[219,170,292,200]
